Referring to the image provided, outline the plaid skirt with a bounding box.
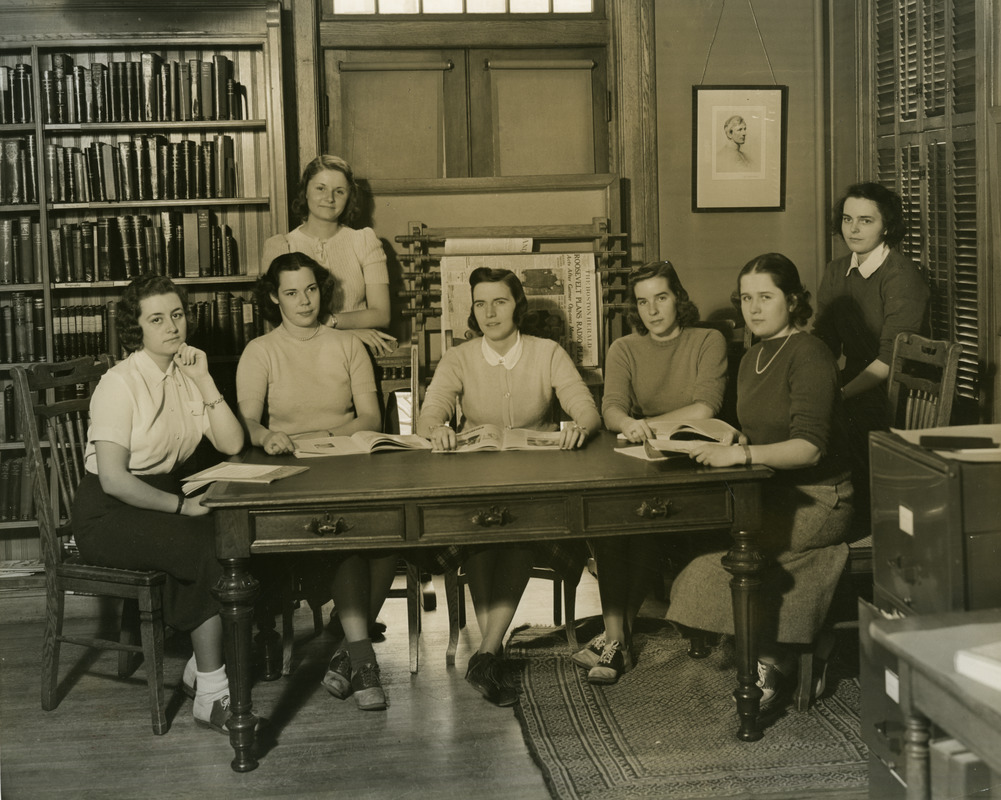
[411,539,586,577]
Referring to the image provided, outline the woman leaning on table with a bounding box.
[667,253,854,710]
[570,260,727,686]
[414,266,601,708]
[72,275,245,735]
[261,154,396,356]
[235,251,395,712]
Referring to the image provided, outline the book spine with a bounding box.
[17,217,35,284]
[188,59,202,121]
[70,224,84,282]
[96,217,111,281]
[109,61,124,123]
[32,295,46,361]
[24,133,37,205]
[140,52,162,123]
[3,139,24,205]
[79,220,95,282]
[135,136,152,200]
[197,209,212,277]
[41,69,56,124]
[178,61,191,122]
[118,140,136,202]
[48,228,64,283]
[72,65,90,124]
[91,62,108,123]
[11,292,29,362]
[200,61,214,122]
[0,66,11,125]
[213,55,230,121]
[0,306,12,363]
[13,63,33,125]
[125,61,140,123]
[214,134,234,198]
[0,219,12,284]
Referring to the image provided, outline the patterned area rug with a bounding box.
[507,618,868,800]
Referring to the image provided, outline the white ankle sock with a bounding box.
[193,666,228,719]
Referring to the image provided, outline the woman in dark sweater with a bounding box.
[813,182,929,512]
[667,253,854,709]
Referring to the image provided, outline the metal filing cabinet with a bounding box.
[861,431,1001,798]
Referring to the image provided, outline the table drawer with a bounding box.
[252,505,406,548]
[584,487,731,533]
[418,497,570,542]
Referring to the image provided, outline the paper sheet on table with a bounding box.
[443,238,533,254]
[890,423,1001,462]
[182,462,308,494]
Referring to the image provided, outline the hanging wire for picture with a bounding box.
[699,0,778,85]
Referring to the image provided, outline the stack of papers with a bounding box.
[181,463,308,495]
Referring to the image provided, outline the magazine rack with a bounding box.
[394,216,631,420]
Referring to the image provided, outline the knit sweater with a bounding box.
[601,327,727,419]
[813,249,929,380]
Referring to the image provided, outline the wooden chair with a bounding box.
[792,332,962,710]
[13,356,169,734]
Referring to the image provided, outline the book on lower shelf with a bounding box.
[181,462,308,495]
[954,641,1001,690]
[293,430,432,458]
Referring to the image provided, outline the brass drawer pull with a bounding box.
[305,513,354,536]
[635,498,672,519]
[471,506,511,527]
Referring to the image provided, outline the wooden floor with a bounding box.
[0,572,870,799]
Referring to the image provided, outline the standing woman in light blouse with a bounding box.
[72,276,245,734]
[262,155,396,356]
[415,267,601,708]
[572,261,727,684]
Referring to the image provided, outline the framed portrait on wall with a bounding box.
[691,85,788,212]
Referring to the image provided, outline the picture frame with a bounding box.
[691,85,788,212]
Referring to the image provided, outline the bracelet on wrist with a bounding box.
[204,395,225,410]
[174,493,185,515]
[741,444,752,465]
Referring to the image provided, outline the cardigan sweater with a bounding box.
[418,335,600,433]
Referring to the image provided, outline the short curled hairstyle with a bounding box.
[831,182,906,249]
[466,267,529,335]
[254,251,336,328]
[291,155,362,227]
[116,275,191,353]
[626,260,700,335]
[731,252,813,328]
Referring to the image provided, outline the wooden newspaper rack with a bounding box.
[394,217,631,418]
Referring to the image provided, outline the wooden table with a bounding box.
[869,609,1001,799]
[204,431,771,772]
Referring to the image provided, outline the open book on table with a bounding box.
[293,430,432,458]
[443,424,563,453]
[954,640,1001,691]
[616,418,742,461]
[181,463,309,495]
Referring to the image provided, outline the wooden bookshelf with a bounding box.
[0,0,288,567]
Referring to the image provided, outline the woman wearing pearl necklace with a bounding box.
[667,253,854,711]
[236,251,396,711]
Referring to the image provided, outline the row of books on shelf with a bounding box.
[45,134,237,204]
[41,52,246,125]
[0,134,37,206]
[0,64,34,125]
[49,210,240,282]
[0,455,36,522]
[52,292,265,362]
[0,292,44,364]
[0,217,41,284]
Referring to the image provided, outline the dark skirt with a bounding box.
[72,472,222,632]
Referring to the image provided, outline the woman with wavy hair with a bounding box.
[72,275,245,734]
[668,253,854,710]
[571,260,727,684]
[262,154,395,355]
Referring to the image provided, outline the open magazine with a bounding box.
[181,463,309,495]
[616,418,742,461]
[293,430,432,458]
[444,424,563,453]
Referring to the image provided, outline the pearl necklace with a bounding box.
[282,325,321,342]
[754,330,797,374]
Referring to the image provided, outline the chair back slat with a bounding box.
[887,333,962,430]
[12,356,111,568]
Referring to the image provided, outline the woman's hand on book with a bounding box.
[429,425,456,452]
[559,422,589,450]
[619,417,656,443]
[262,429,295,455]
[687,441,745,467]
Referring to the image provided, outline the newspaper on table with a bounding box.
[439,253,600,368]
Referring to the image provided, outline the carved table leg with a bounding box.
[722,527,765,742]
[213,557,261,773]
[903,710,931,800]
